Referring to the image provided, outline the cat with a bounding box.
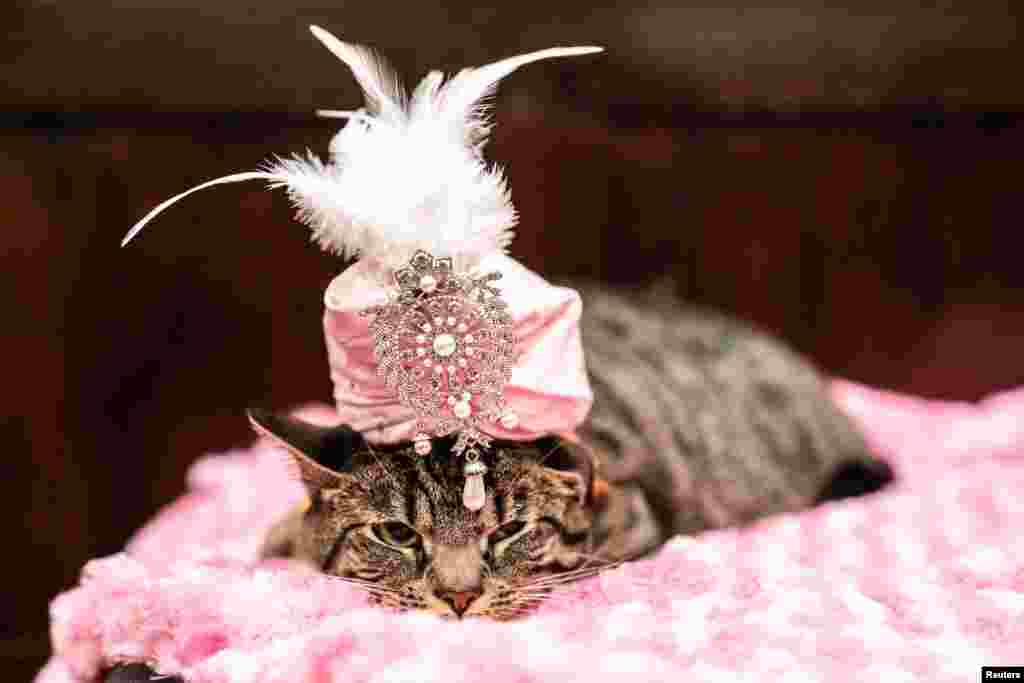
[101,286,892,681]
[252,286,892,620]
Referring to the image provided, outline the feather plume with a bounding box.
[432,46,603,151]
[308,25,406,126]
[121,25,603,270]
[121,172,280,247]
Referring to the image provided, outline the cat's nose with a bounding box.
[441,590,480,617]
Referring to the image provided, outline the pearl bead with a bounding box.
[422,323,432,333]
[453,401,472,419]
[457,358,467,367]
[419,274,437,292]
[434,364,444,374]
[423,358,433,366]
[433,333,457,357]
[464,334,475,344]
[414,436,431,455]
[446,316,457,326]
[456,323,468,333]
[447,396,457,405]
[434,316,444,326]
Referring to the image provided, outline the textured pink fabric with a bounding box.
[323,254,594,443]
[38,382,1024,682]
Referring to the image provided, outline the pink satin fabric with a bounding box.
[322,254,594,444]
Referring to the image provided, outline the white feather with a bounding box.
[122,25,603,269]
[121,172,279,247]
[433,46,603,151]
[308,25,406,126]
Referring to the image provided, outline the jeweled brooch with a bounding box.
[361,250,519,510]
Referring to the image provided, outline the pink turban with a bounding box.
[323,254,593,444]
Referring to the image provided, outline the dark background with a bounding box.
[5,1,1022,678]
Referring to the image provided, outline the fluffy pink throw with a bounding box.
[38,381,1024,682]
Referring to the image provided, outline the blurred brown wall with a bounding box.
[5,0,1023,678]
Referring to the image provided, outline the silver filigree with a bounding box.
[361,250,518,457]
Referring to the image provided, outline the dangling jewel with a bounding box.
[462,450,487,511]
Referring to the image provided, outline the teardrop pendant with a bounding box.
[462,453,488,511]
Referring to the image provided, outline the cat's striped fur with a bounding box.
[579,287,890,562]
[101,286,894,681]
[254,287,891,620]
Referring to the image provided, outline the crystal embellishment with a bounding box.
[361,250,518,457]
[433,333,457,357]
[462,452,488,511]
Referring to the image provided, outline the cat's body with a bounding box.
[255,288,892,620]
[579,288,889,561]
[101,290,892,681]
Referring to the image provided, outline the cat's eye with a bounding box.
[489,520,527,544]
[372,522,420,547]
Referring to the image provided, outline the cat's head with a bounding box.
[249,409,607,620]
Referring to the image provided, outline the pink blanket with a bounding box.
[38,381,1024,682]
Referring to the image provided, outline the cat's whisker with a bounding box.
[575,549,648,565]
[331,582,394,593]
[558,556,655,586]
[507,593,570,606]
[575,556,629,572]
[572,551,622,562]
[524,562,624,584]
[325,577,403,596]
[559,551,619,576]
[342,587,400,599]
[505,589,557,599]
[527,574,656,597]
[326,575,396,588]
[522,579,591,591]
[545,561,620,576]
[523,570,613,587]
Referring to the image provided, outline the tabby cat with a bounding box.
[252,287,892,620]
[102,288,891,681]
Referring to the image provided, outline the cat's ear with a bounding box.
[533,435,608,509]
[247,408,364,494]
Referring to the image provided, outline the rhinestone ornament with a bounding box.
[362,250,518,458]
